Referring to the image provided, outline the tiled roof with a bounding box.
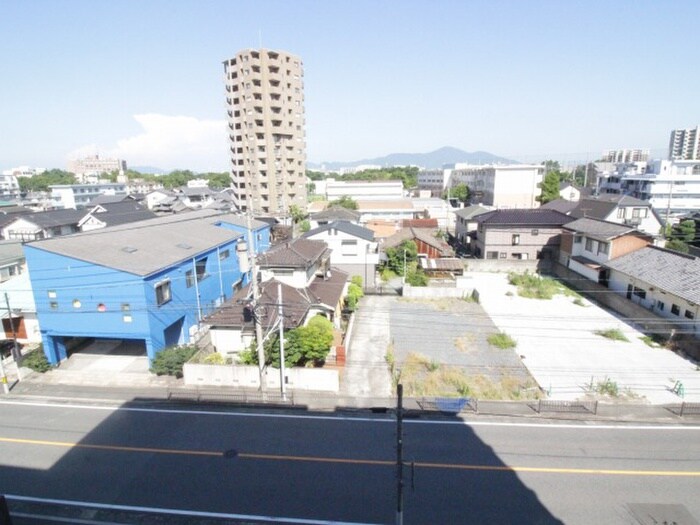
[84,201,157,227]
[21,208,85,228]
[563,217,642,240]
[604,246,700,305]
[540,199,578,214]
[311,206,361,222]
[571,195,650,220]
[302,220,375,242]
[401,218,438,228]
[454,205,493,220]
[257,238,329,268]
[383,228,454,256]
[475,209,573,226]
[204,270,348,329]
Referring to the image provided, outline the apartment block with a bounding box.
[450,164,543,209]
[67,155,127,182]
[669,126,700,161]
[223,48,307,214]
[601,149,649,163]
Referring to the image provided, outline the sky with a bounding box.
[1,0,699,172]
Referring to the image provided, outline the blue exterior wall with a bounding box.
[24,232,254,365]
[214,220,271,255]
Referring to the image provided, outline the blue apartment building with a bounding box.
[23,210,270,365]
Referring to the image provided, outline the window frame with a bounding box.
[155,280,172,306]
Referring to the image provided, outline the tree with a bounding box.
[345,276,364,311]
[665,239,690,254]
[443,183,469,203]
[329,196,358,210]
[538,170,561,204]
[289,204,307,224]
[385,240,417,275]
[205,172,232,189]
[18,168,76,193]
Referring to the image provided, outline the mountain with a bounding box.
[310,146,518,171]
[130,165,167,174]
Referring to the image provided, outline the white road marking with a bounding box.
[1,399,699,430]
[5,494,379,525]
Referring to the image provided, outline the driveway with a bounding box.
[472,272,700,403]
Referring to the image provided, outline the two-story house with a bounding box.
[204,238,348,358]
[24,210,270,365]
[2,209,85,241]
[453,205,493,248]
[302,220,379,289]
[560,217,652,285]
[308,206,361,229]
[571,195,663,238]
[473,209,573,260]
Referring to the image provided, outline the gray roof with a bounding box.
[20,208,85,228]
[257,238,329,268]
[383,227,454,256]
[454,205,492,220]
[540,198,579,214]
[571,195,650,220]
[562,217,644,241]
[311,206,361,223]
[475,209,573,226]
[26,210,257,277]
[0,240,25,266]
[88,194,131,205]
[302,220,375,242]
[82,201,157,227]
[604,246,700,305]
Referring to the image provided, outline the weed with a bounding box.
[594,328,629,342]
[573,297,586,307]
[487,332,517,349]
[427,360,440,372]
[22,347,52,373]
[595,377,619,397]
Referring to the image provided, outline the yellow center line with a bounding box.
[2,436,700,477]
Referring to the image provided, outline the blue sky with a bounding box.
[1,0,698,172]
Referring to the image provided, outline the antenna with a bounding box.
[258,29,262,49]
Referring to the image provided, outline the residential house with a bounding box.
[2,209,85,241]
[454,205,493,247]
[473,209,573,260]
[309,206,361,229]
[23,210,271,365]
[383,227,454,260]
[571,195,663,237]
[540,199,579,215]
[176,186,215,209]
[559,182,581,202]
[603,246,700,338]
[0,270,41,343]
[302,220,379,288]
[203,238,348,357]
[78,201,157,231]
[145,189,177,210]
[559,218,652,284]
[0,240,25,282]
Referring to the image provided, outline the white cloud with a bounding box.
[69,114,229,172]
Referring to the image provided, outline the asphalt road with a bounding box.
[0,400,699,524]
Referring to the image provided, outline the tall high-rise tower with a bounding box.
[668,126,700,161]
[223,49,307,214]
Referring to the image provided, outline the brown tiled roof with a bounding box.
[257,238,329,268]
[402,218,438,228]
[383,227,454,256]
[309,267,348,308]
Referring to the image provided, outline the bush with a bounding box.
[508,272,561,299]
[204,352,226,365]
[150,345,197,378]
[345,281,364,311]
[487,332,517,349]
[406,269,428,286]
[23,347,52,373]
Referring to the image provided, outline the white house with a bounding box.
[571,195,663,238]
[302,221,379,288]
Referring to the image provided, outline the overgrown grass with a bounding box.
[487,332,517,349]
[573,297,587,307]
[508,271,581,300]
[22,347,52,373]
[639,334,667,348]
[592,376,619,397]
[397,353,539,400]
[594,328,629,342]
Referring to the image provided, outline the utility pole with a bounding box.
[4,293,21,381]
[396,383,404,525]
[665,181,675,235]
[277,282,286,401]
[247,213,266,392]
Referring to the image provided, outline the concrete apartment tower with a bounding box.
[223,48,307,214]
[669,125,700,160]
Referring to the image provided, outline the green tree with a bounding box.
[306,170,327,181]
[675,220,696,242]
[345,276,364,311]
[205,172,232,189]
[329,195,358,210]
[18,168,76,192]
[385,240,417,275]
[665,239,690,254]
[538,170,561,204]
[289,204,307,224]
[160,169,195,189]
[443,183,470,203]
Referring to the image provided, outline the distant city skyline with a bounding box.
[1,1,698,172]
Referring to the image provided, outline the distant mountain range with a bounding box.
[130,165,167,174]
[309,146,518,171]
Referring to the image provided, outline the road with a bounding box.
[0,400,699,524]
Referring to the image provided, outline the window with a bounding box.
[48,290,57,298]
[531,229,539,236]
[633,287,646,300]
[123,315,133,323]
[72,299,81,309]
[341,239,357,256]
[598,242,609,255]
[195,257,208,282]
[671,304,680,316]
[574,235,582,244]
[617,208,625,219]
[585,238,593,252]
[512,234,520,245]
[486,251,498,259]
[50,301,58,310]
[656,301,665,311]
[500,252,507,259]
[121,303,130,311]
[685,310,695,320]
[155,281,171,306]
[219,249,230,260]
[186,270,194,288]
